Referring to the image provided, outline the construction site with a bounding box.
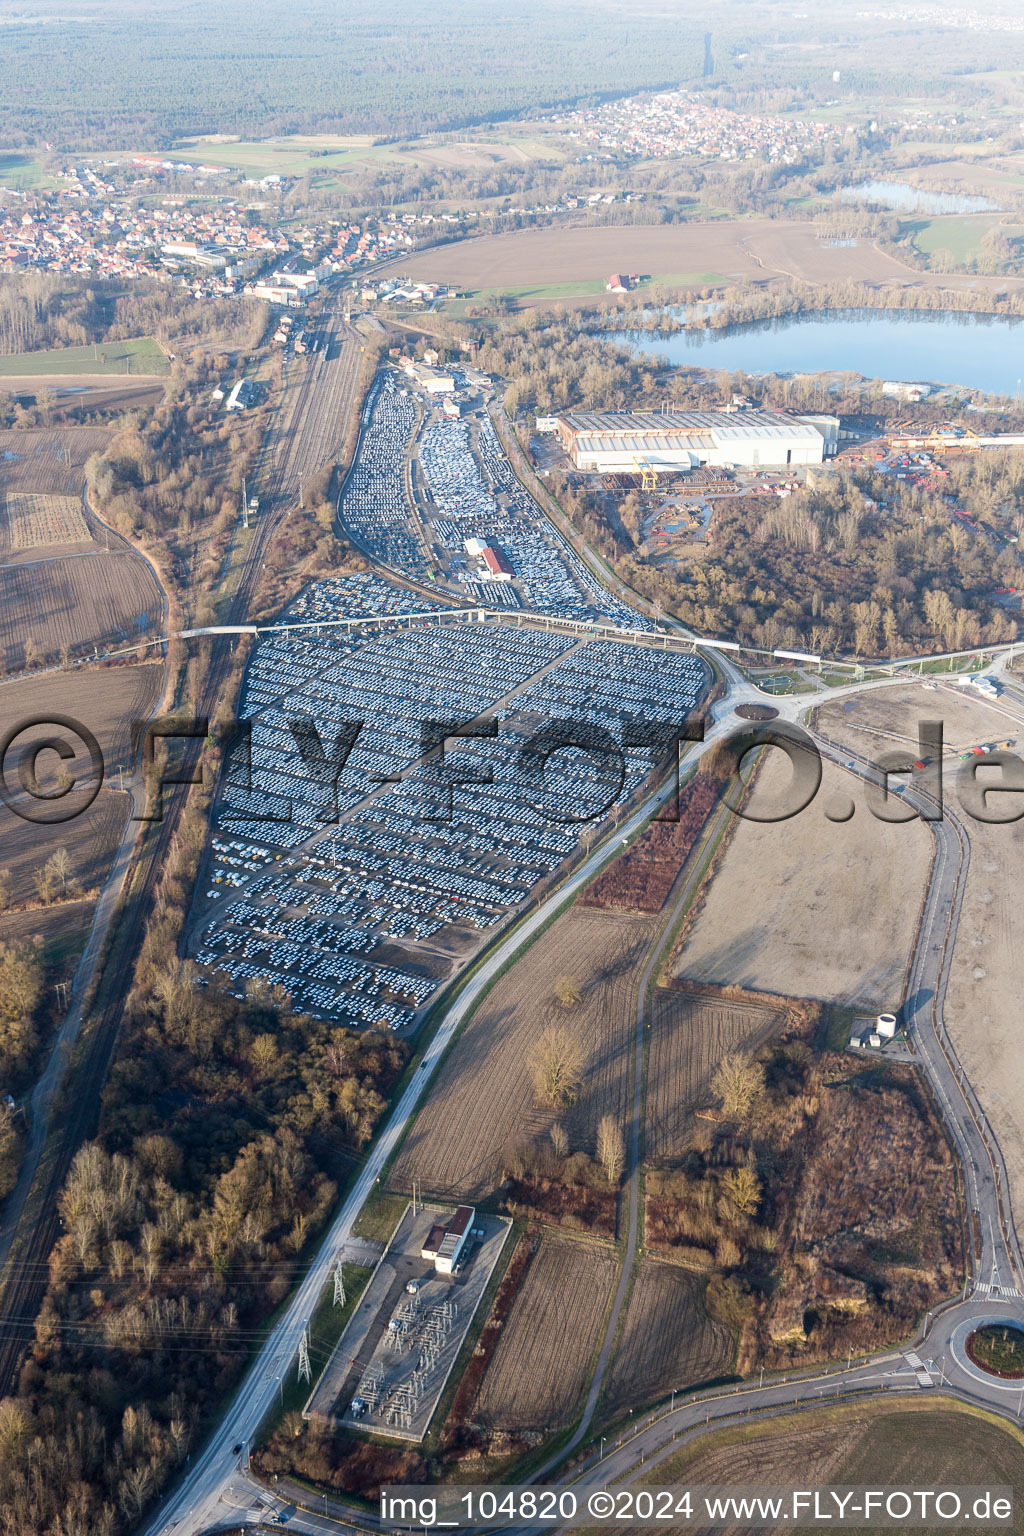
[304,1205,511,1442]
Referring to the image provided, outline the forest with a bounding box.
[617,461,1024,658]
[0,0,703,148]
[0,968,406,1535]
[0,275,264,358]
[473,309,1024,659]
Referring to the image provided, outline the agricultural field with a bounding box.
[671,751,932,1011]
[599,1401,1024,1536]
[472,1235,616,1433]
[0,428,110,502]
[0,377,167,413]
[391,907,656,1201]
[164,131,565,183]
[0,551,163,671]
[0,152,57,190]
[817,678,1024,1226]
[0,901,93,973]
[0,664,163,906]
[604,1260,733,1413]
[397,219,1024,306]
[0,338,168,378]
[645,986,787,1167]
[819,680,1024,1230]
[5,492,89,550]
[907,212,1001,265]
[947,801,1024,1238]
[894,153,1024,198]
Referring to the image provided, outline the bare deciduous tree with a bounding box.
[552,975,582,1009]
[528,1024,586,1107]
[710,1053,766,1123]
[596,1113,625,1184]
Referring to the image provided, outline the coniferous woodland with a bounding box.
[0,0,703,148]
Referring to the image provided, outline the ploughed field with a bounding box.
[397,220,1024,304]
[671,750,932,1010]
[645,985,787,1166]
[819,679,1024,1235]
[0,429,163,667]
[0,664,163,906]
[0,428,110,509]
[391,906,656,1200]
[472,1235,616,1432]
[0,551,162,671]
[605,1258,733,1411]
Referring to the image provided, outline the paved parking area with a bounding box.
[190,595,709,1026]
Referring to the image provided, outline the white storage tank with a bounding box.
[876,1013,898,1039]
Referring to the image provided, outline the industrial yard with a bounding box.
[551,408,839,474]
[304,1204,510,1442]
[342,367,649,626]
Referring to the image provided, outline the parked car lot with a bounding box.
[192,576,709,1030]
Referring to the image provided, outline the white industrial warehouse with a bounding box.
[553,407,840,471]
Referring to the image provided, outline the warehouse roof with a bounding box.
[558,408,825,445]
[572,431,715,454]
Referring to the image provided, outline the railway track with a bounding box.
[0,298,365,1393]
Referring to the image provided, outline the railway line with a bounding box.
[5,291,1024,1531]
[0,293,366,1397]
[143,664,1024,1536]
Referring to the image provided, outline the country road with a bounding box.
[146,650,1024,1536]
[10,301,1024,1534]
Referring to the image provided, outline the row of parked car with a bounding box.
[193,589,709,1028]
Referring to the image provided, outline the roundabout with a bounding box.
[949,1313,1024,1393]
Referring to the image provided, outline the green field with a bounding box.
[441,271,728,311]
[0,152,58,190]
[163,130,566,184]
[166,135,388,179]
[906,212,1000,264]
[653,270,729,287]
[0,338,169,378]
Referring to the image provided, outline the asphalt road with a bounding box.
[131,350,1024,1532]
[170,674,1024,1536]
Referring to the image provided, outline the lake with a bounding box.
[608,308,1024,396]
[838,180,1002,215]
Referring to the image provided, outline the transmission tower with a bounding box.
[332,1258,346,1308]
[297,1322,312,1385]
